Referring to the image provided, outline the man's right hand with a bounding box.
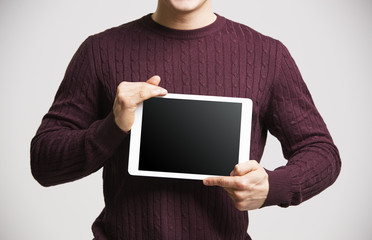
[113,75,167,133]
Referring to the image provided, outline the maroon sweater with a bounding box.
[31,14,341,239]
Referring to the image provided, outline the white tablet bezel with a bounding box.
[128,93,252,180]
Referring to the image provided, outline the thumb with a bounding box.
[146,75,161,86]
[230,160,260,176]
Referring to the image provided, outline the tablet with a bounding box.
[128,93,252,180]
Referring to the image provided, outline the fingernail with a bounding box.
[203,179,209,185]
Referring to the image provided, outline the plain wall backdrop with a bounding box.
[1,0,371,239]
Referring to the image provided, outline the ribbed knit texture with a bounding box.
[31,14,341,239]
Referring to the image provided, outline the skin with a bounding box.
[203,160,269,211]
[113,0,269,211]
[152,0,217,30]
[113,76,167,133]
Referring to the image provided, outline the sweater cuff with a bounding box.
[94,111,128,150]
[261,168,292,208]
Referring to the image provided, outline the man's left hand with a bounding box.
[203,160,269,211]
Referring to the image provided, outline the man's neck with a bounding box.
[152,1,216,30]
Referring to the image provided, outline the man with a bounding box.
[31,0,341,239]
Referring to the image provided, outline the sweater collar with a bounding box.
[140,13,226,39]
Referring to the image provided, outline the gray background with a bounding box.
[1,0,371,239]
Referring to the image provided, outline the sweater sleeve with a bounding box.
[30,37,128,187]
[261,42,341,207]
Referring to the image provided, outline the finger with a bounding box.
[146,75,161,86]
[115,82,167,112]
[146,76,168,96]
[136,83,167,103]
[203,176,240,189]
[226,189,250,202]
[151,86,168,96]
[230,160,259,176]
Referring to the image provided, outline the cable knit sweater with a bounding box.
[31,14,341,239]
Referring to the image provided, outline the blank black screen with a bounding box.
[139,98,242,176]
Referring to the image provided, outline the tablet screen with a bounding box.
[128,93,252,180]
[139,98,242,176]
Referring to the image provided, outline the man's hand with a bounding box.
[203,160,269,211]
[113,75,167,132]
